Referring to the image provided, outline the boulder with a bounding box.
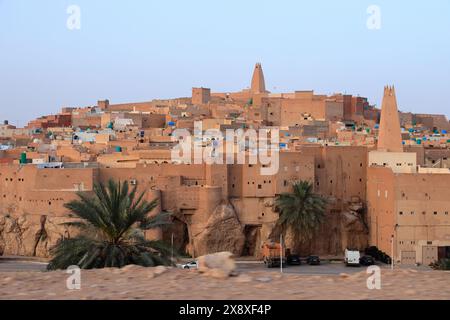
[193,202,245,256]
[153,265,168,276]
[197,251,236,278]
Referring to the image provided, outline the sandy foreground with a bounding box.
[0,265,449,300]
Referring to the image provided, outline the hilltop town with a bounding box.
[1,63,450,266]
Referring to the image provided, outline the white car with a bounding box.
[345,249,361,266]
[180,260,198,269]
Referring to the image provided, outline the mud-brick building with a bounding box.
[367,86,450,265]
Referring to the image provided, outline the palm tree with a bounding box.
[47,179,173,270]
[274,180,327,245]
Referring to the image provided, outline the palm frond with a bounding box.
[275,180,328,244]
[48,179,176,270]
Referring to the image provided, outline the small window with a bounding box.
[445,211,449,215]
[399,211,403,215]
[410,211,414,215]
[434,211,438,215]
[258,184,262,189]
[283,180,288,187]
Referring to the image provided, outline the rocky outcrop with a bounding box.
[0,213,76,257]
[340,202,369,251]
[282,202,369,256]
[193,202,245,256]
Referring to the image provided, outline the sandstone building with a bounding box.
[1,63,449,264]
[367,86,450,265]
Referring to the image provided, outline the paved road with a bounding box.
[0,256,432,274]
[236,261,382,275]
[0,257,48,272]
[236,260,433,275]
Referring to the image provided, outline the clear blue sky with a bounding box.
[1,0,449,126]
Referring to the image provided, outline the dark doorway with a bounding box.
[162,217,189,256]
[438,246,450,260]
[241,225,261,257]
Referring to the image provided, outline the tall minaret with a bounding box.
[250,63,267,94]
[377,85,403,152]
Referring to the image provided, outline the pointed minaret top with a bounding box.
[250,63,267,94]
[378,84,403,152]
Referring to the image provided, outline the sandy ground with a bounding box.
[0,265,449,300]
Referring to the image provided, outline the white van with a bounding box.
[345,249,361,266]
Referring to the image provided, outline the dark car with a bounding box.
[306,255,320,265]
[359,255,375,266]
[364,246,392,264]
[287,254,301,265]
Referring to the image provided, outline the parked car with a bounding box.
[287,254,301,265]
[181,260,198,269]
[345,249,361,266]
[359,255,375,266]
[306,255,320,265]
[364,246,392,264]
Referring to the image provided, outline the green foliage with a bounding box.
[431,258,450,270]
[47,179,173,270]
[275,180,327,243]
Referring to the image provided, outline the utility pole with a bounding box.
[171,232,174,262]
[280,234,283,274]
[391,234,394,270]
